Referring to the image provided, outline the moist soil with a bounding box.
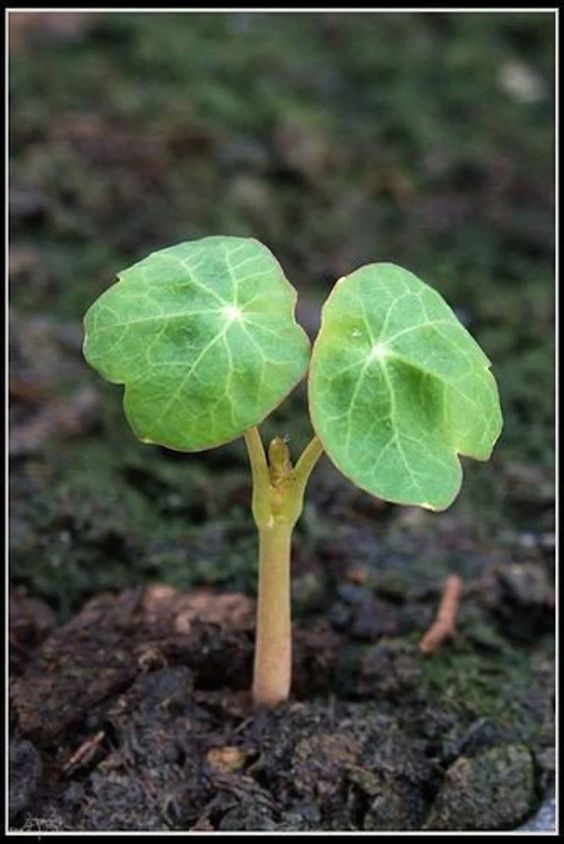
[10,539,554,832]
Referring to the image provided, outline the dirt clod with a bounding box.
[424,744,535,830]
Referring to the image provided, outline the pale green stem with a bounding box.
[253,522,293,707]
[243,428,324,707]
[293,435,324,491]
[243,427,270,525]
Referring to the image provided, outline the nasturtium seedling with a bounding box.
[83,235,502,708]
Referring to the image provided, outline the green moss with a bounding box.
[10,430,258,617]
[10,10,554,620]
[420,645,548,746]
[425,744,535,830]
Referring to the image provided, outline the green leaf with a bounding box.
[83,236,310,451]
[309,263,503,510]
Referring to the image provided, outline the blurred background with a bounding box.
[9,11,555,618]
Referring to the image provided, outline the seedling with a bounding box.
[83,236,502,707]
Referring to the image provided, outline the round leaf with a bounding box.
[309,263,503,510]
[83,236,310,451]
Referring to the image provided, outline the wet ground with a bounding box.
[9,11,555,831]
[8,564,555,831]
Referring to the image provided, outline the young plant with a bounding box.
[83,236,502,707]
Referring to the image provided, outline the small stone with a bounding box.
[206,745,248,774]
[498,60,546,103]
[517,785,556,832]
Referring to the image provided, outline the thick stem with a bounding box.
[243,428,325,708]
[252,522,293,707]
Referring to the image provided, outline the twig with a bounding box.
[62,730,105,773]
[419,574,463,654]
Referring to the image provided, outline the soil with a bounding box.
[9,11,555,833]
[9,541,554,832]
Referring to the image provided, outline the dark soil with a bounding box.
[10,549,554,831]
[9,10,555,833]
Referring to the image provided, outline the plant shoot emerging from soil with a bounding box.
[83,236,503,708]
